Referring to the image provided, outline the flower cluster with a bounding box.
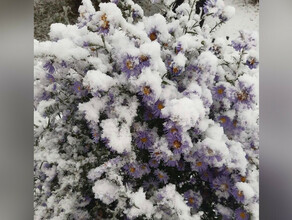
[34,0,259,219]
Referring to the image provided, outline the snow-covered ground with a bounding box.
[215,0,259,39]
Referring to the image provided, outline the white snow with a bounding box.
[92,179,119,204]
[162,97,205,129]
[127,188,155,219]
[83,70,116,92]
[100,119,132,153]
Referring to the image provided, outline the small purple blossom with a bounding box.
[154,169,169,184]
[124,163,142,178]
[231,187,245,203]
[152,100,165,118]
[121,55,141,78]
[43,61,55,74]
[46,74,55,83]
[149,158,160,168]
[211,176,232,193]
[235,208,249,220]
[184,190,202,209]
[143,178,158,190]
[138,85,155,103]
[135,131,153,149]
[175,43,183,54]
[212,84,226,100]
[218,115,232,129]
[232,30,257,51]
[139,55,151,68]
[246,56,259,69]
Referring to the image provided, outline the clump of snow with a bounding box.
[100,119,132,153]
[78,97,108,123]
[92,179,119,204]
[162,97,205,129]
[126,188,155,219]
[83,70,116,92]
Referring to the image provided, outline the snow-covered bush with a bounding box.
[34,0,259,219]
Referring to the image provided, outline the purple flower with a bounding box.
[170,63,183,76]
[246,56,259,69]
[152,100,165,118]
[73,81,83,94]
[149,158,160,168]
[235,208,249,220]
[177,160,185,171]
[43,61,55,74]
[111,0,119,4]
[199,169,215,182]
[170,139,187,154]
[148,28,158,41]
[184,190,202,209]
[190,154,208,172]
[99,14,110,34]
[175,43,183,54]
[40,91,51,101]
[124,163,142,178]
[46,74,55,83]
[217,115,231,129]
[90,128,100,143]
[212,84,226,100]
[164,120,183,142]
[233,81,256,110]
[150,148,165,161]
[232,30,257,51]
[211,176,232,193]
[154,169,169,184]
[121,55,140,78]
[140,163,151,175]
[135,131,153,149]
[143,178,158,190]
[144,107,155,121]
[165,154,180,167]
[231,187,245,203]
[138,85,155,103]
[139,55,151,68]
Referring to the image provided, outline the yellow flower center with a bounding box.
[149,32,157,41]
[130,167,135,173]
[170,127,178,133]
[141,137,147,143]
[220,117,226,124]
[188,197,195,205]
[173,67,179,74]
[240,212,246,219]
[158,173,164,179]
[143,86,151,95]
[126,60,134,70]
[221,183,229,191]
[237,91,248,101]
[241,176,246,182]
[173,140,182,149]
[157,102,164,110]
[196,161,202,167]
[237,190,244,197]
[140,55,148,62]
[217,88,224,94]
